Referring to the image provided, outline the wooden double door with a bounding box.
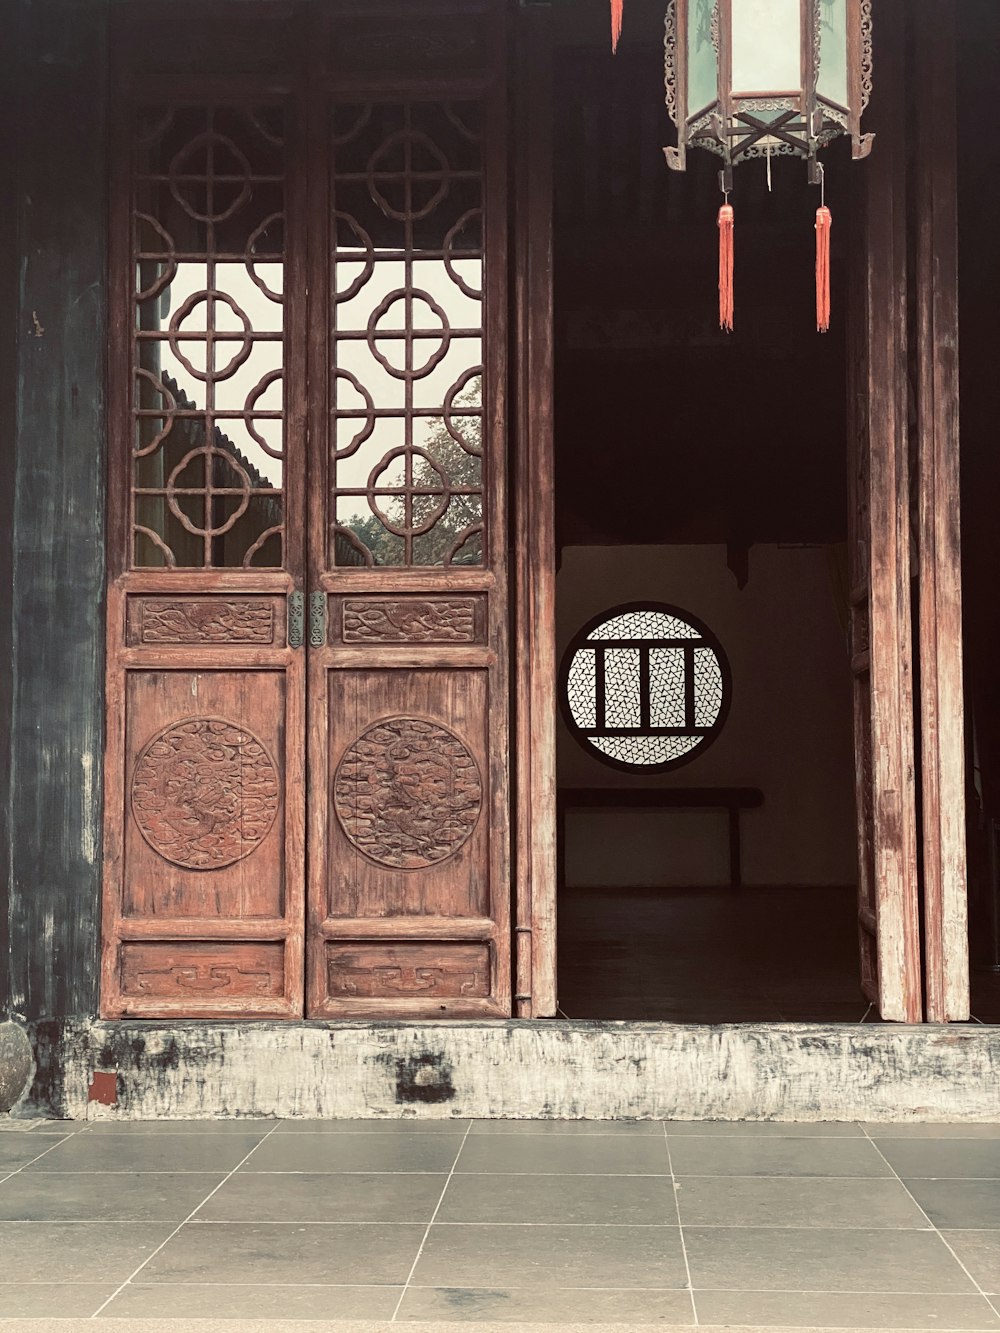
[100,4,552,1020]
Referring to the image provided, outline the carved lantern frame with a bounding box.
[663,0,874,187]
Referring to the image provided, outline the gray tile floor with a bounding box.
[1,1118,999,1326]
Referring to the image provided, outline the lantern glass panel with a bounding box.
[818,0,850,108]
[731,0,801,93]
[688,0,719,118]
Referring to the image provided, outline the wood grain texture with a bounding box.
[513,5,557,1018]
[847,0,923,1023]
[327,941,490,999]
[913,1,969,1023]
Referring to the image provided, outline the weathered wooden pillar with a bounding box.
[514,1,558,1018]
[913,0,970,1022]
[8,0,108,1024]
[848,0,923,1023]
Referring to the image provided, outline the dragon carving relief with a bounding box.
[139,600,274,644]
[131,717,280,870]
[333,716,482,869]
[342,598,477,644]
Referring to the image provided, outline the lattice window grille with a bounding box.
[562,603,730,772]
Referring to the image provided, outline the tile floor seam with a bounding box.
[87,1118,286,1319]
[663,1119,698,1326]
[859,1123,998,1314]
[389,1117,473,1322]
[0,1134,76,1187]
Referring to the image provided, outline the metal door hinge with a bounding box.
[288,591,305,648]
[309,591,327,648]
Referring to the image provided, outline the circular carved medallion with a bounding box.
[334,717,482,869]
[131,717,279,870]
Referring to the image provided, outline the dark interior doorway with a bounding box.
[549,24,865,1022]
[958,0,1000,1024]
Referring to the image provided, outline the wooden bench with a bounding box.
[558,786,764,889]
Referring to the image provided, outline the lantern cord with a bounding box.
[719,201,735,333]
[611,0,623,52]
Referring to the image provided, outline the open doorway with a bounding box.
[549,30,865,1022]
[958,0,1000,1023]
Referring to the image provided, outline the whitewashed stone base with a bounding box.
[17,1020,1000,1123]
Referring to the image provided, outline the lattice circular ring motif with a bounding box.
[560,603,731,773]
[131,717,280,869]
[334,716,483,869]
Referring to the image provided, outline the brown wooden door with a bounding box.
[101,4,517,1021]
[101,94,308,1018]
[305,16,511,1018]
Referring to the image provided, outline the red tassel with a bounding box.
[718,203,734,333]
[611,0,623,51]
[816,204,832,333]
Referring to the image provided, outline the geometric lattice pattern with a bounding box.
[330,102,485,567]
[131,106,285,569]
[564,603,730,772]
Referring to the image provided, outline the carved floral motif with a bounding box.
[131,717,279,869]
[140,600,274,644]
[334,717,482,868]
[342,598,476,643]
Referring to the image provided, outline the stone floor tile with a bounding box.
[675,1175,928,1229]
[138,1221,425,1286]
[878,1140,1000,1179]
[436,1172,678,1225]
[904,1178,1000,1229]
[683,1225,977,1293]
[271,1118,471,1134]
[0,1283,117,1318]
[669,1136,891,1178]
[665,1121,861,1137]
[25,1132,266,1174]
[941,1229,1000,1294]
[468,1119,663,1135]
[243,1132,464,1174]
[865,1123,1000,1139]
[0,1120,80,1135]
[455,1135,670,1176]
[80,1120,277,1136]
[195,1171,446,1224]
[411,1222,687,1289]
[0,1221,176,1284]
[0,1134,71,1173]
[397,1285,695,1323]
[96,1281,402,1320]
[0,1170,227,1221]
[695,1288,1000,1328]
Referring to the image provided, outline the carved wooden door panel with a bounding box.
[101,5,517,1020]
[305,12,511,1017]
[101,91,307,1018]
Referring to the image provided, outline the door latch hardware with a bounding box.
[309,591,327,648]
[288,591,305,648]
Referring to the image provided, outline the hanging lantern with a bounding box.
[663,0,874,330]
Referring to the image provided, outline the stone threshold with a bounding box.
[9,1018,1000,1122]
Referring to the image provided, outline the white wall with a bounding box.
[558,544,857,887]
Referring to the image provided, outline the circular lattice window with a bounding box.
[560,602,731,773]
